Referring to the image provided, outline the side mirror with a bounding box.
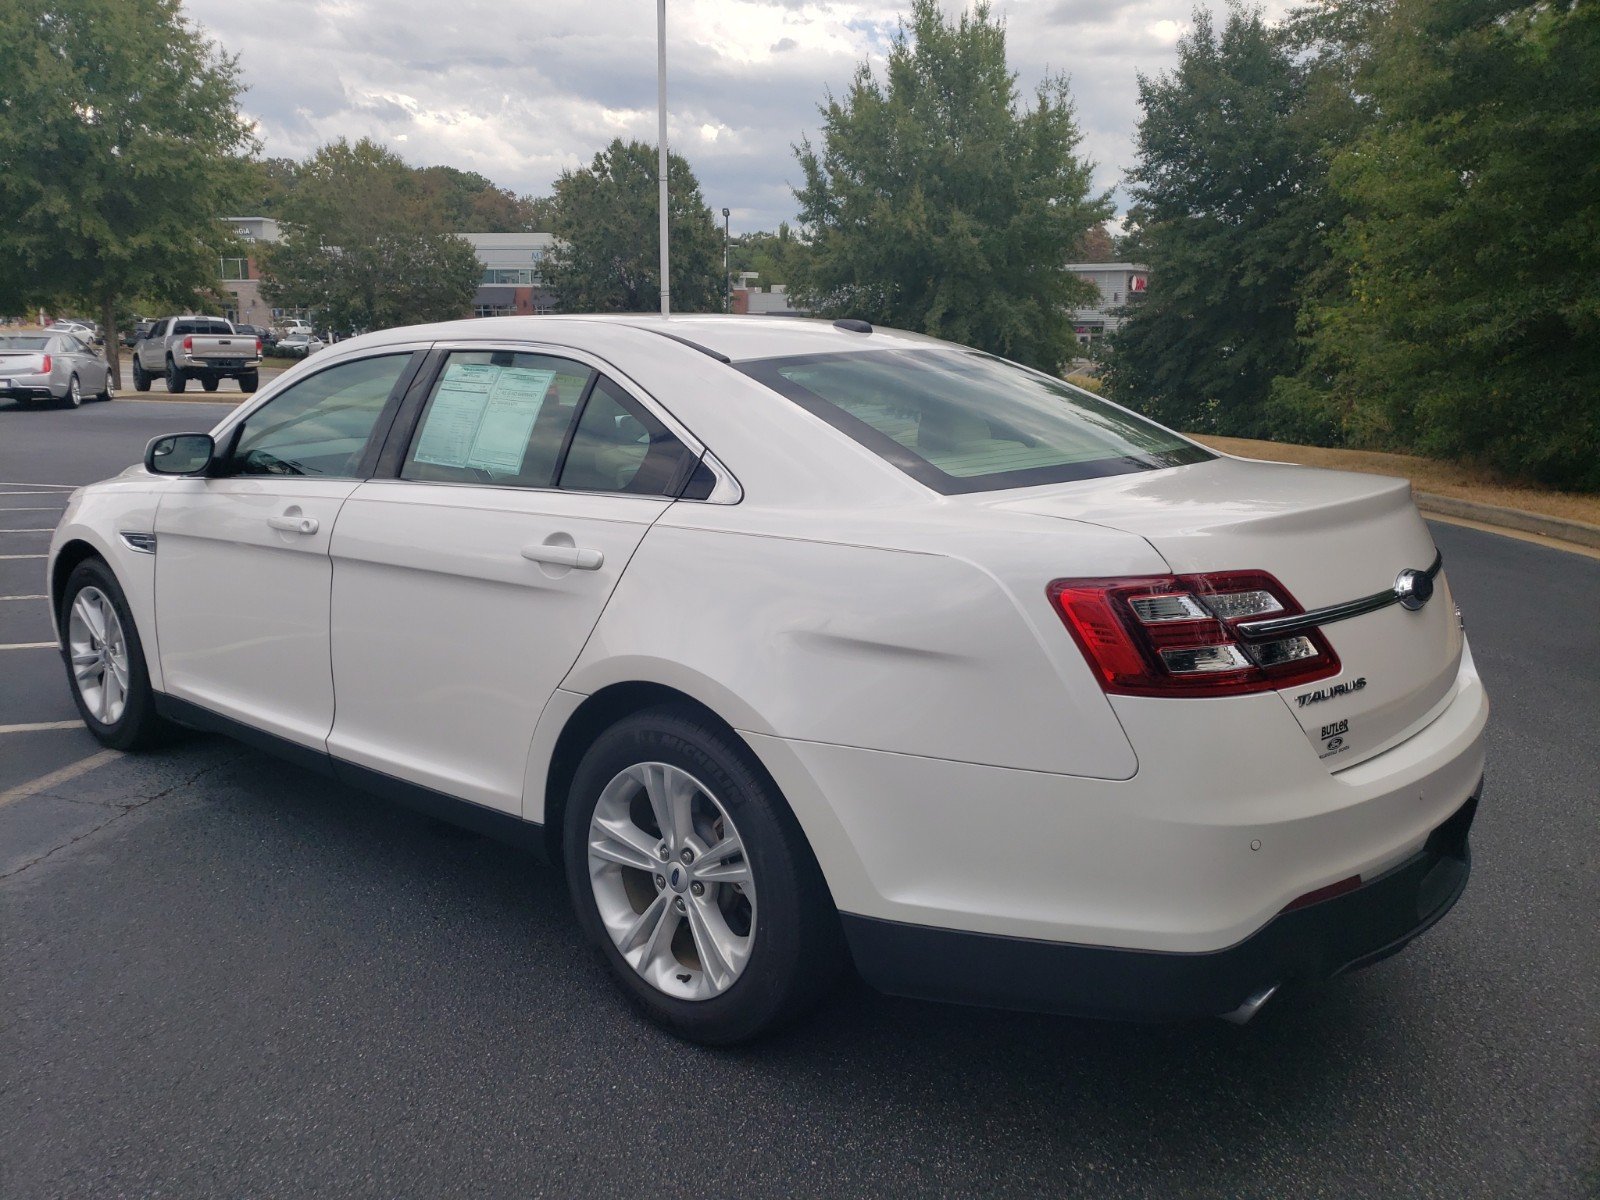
[145,433,215,476]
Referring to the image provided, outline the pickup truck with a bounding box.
[131,315,262,394]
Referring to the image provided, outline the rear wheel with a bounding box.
[59,374,83,409]
[564,705,844,1044]
[201,377,219,393]
[60,559,173,751]
[239,370,258,393]
[165,358,186,393]
[131,358,150,392]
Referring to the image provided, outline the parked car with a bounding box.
[0,331,112,408]
[46,316,1486,1044]
[233,323,276,349]
[127,317,156,348]
[273,332,325,358]
[131,315,262,394]
[53,319,103,349]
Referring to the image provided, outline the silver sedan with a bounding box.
[0,333,112,409]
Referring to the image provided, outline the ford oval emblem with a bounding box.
[1394,567,1435,611]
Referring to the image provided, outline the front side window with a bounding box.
[229,354,411,478]
[402,351,593,488]
[739,348,1211,495]
[557,378,696,496]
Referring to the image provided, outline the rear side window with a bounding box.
[402,351,593,488]
[739,348,1211,495]
[557,377,696,496]
[230,354,410,478]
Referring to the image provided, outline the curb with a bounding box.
[1416,492,1600,551]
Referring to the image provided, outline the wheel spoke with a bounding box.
[108,654,129,691]
[684,892,741,992]
[637,763,695,851]
[98,667,117,721]
[588,816,661,872]
[618,892,677,965]
[691,832,748,883]
[73,594,104,642]
[71,651,100,681]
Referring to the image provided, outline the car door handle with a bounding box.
[521,543,604,570]
[267,514,319,535]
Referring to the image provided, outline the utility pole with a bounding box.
[656,0,671,317]
[722,207,731,313]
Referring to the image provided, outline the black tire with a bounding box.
[201,377,219,393]
[59,374,83,409]
[58,558,174,751]
[95,374,112,401]
[563,704,844,1044]
[165,358,186,393]
[131,358,151,392]
[239,370,259,394]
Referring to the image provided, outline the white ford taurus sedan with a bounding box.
[49,315,1486,1043]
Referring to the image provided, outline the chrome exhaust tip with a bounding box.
[1220,984,1279,1026]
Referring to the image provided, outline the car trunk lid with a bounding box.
[986,455,1464,769]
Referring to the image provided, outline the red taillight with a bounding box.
[254,338,262,355]
[182,335,193,351]
[39,354,52,374]
[1280,875,1362,912]
[1048,571,1340,697]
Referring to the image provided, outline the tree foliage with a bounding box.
[729,223,807,288]
[542,139,723,313]
[1292,0,1600,489]
[0,0,255,380]
[259,138,480,334]
[791,0,1110,372]
[1103,5,1346,438]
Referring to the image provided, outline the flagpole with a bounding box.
[657,0,671,317]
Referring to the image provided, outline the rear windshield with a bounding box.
[174,319,234,335]
[0,336,50,351]
[738,348,1211,494]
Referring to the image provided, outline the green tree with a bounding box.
[0,0,255,384]
[260,138,481,334]
[542,139,723,313]
[729,223,808,288]
[1104,5,1343,438]
[413,165,553,233]
[791,0,1109,372]
[1297,0,1600,489]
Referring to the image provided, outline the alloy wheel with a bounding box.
[586,762,756,1001]
[68,375,82,407]
[67,586,130,724]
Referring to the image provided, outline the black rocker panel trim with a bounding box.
[153,693,546,856]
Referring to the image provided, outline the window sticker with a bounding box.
[412,361,557,472]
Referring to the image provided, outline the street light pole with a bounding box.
[656,0,671,317]
[722,207,731,313]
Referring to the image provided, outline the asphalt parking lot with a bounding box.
[2,397,1596,1198]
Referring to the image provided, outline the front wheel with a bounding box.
[165,359,186,393]
[131,358,151,392]
[60,559,173,750]
[564,705,844,1044]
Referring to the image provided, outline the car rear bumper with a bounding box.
[843,789,1477,1020]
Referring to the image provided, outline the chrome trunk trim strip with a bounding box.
[1237,550,1442,640]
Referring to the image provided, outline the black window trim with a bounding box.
[737,349,1214,496]
[374,341,709,501]
[210,347,427,480]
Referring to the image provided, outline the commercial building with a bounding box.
[214,221,557,327]
[464,233,557,317]
[1064,262,1148,347]
[217,217,284,328]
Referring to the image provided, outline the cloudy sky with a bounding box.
[187,0,1292,233]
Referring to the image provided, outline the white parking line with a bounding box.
[0,642,54,651]
[0,721,84,734]
[0,529,53,534]
[0,554,46,560]
[0,492,68,497]
[0,595,48,601]
[0,481,76,489]
[0,507,66,512]
[0,748,121,808]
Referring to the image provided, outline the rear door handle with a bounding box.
[521,543,604,571]
[267,514,319,535]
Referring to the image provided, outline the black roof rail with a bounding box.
[833,318,873,334]
[625,324,733,364]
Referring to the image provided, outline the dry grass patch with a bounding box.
[1192,435,1600,529]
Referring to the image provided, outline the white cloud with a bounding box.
[188,0,1294,232]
